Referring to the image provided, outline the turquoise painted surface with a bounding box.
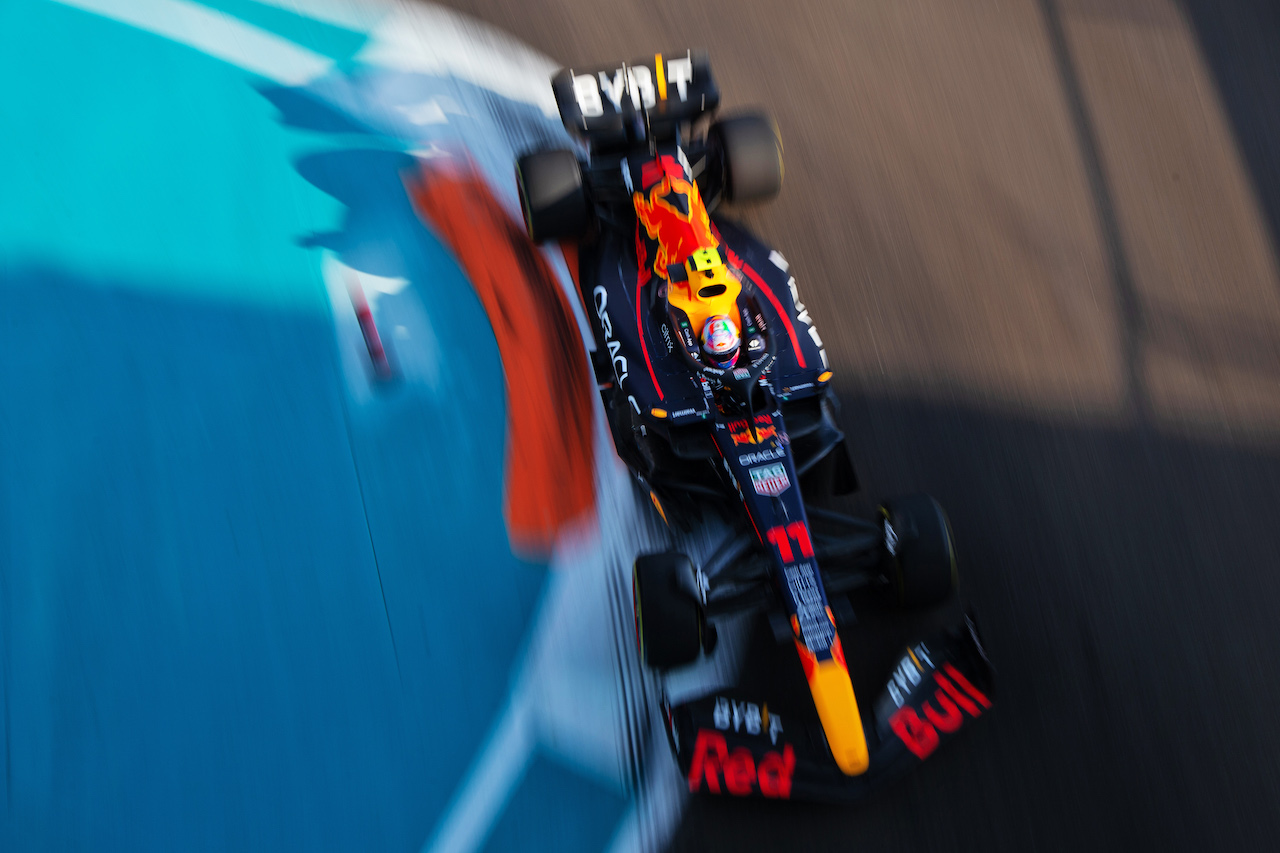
[0,0,337,309]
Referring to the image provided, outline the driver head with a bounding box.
[701,315,741,369]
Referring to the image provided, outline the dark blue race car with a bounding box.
[516,51,994,802]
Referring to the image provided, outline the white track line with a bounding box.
[358,2,559,117]
[52,0,333,85]
[421,697,537,853]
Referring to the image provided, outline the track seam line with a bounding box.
[338,393,401,677]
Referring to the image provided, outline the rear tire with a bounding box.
[710,114,783,204]
[633,552,702,670]
[881,494,957,607]
[515,149,589,243]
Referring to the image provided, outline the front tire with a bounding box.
[633,552,703,670]
[881,494,957,607]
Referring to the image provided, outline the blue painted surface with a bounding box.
[481,754,628,853]
[0,1,566,849]
[1,268,404,850]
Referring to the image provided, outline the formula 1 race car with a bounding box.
[516,52,994,801]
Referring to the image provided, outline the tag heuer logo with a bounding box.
[750,463,790,497]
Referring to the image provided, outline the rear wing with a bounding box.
[551,51,720,148]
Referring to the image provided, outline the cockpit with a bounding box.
[663,246,769,374]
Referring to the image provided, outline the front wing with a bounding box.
[665,616,994,801]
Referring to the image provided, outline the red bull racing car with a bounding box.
[516,52,994,801]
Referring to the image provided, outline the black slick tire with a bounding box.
[881,494,958,607]
[710,114,783,204]
[633,552,702,670]
[515,149,589,243]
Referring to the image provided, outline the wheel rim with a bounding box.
[878,505,907,603]
[632,567,645,663]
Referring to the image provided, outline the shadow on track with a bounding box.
[1181,0,1280,278]
[672,386,1280,851]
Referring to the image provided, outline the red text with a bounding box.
[765,521,814,563]
[687,730,796,798]
[889,663,992,760]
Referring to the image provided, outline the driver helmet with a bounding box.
[701,315,741,369]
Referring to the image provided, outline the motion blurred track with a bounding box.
[438,0,1280,849]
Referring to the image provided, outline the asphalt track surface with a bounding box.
[441,1,1280,849]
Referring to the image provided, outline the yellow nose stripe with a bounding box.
[808,660,870,775]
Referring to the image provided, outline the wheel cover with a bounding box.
[516,166,535,240]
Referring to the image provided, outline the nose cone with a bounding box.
[803,653,870,776]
